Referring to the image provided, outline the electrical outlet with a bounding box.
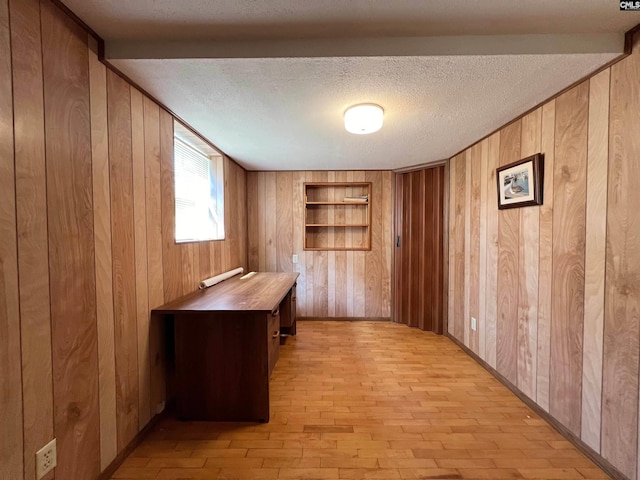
[471,317,477,332]
[36,438,56,479]
[156,400,166,414]
[292,254,298,264]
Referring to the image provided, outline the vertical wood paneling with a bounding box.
[239,165,248,269]
[550,82,588,437]
[353,171,366,317]
[198,242,211,280]
[265,172,277,271]
[469,145,481,353]
[448,159,456,336]
[88,37,117,471]
[327,172,336,316]
[257,173,267,272]
[228,162,241,270]
[463,152,472,346]
[160,110,180,302]
[248,170,391,318]
[453,155,466,340]
[277,172,293,273]
[4,3,249,478]
[303,172,315,313]
[537,100,556,412]
[496,120,521,385]
[485,132,500,369]
[447,41,640,480]
[180,244,194,294]
[382,171,393,319]
[247,172,259,271]
[10,1,53,478]
[131,88,151,430]
[313,171,329,317]
[143,96,165,419]
[222,160,232,272]
[334,171,348,317]
[366,170,383,318]
[224,167,232,272]
[602,47,640,479]
[107,70,139,450]
[581,69,610,452]
[517,108,541,400]
[292,171,307,315]
[41,2,100,477]
[479,139,489,359]
[0,0,23,476]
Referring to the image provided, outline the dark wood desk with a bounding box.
[153,272,298,422]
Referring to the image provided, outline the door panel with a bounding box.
[394,166,445,333]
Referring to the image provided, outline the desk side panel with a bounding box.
[174,312,270,421]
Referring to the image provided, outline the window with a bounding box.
[174,122,224,242]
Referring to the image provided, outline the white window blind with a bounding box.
[174,136,224,242]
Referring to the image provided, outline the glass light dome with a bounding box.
[344,104,384,134]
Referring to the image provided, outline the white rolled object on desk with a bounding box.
[199,267,244,290]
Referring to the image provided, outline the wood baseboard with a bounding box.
[446,333,629,480]
[97,410,166,480]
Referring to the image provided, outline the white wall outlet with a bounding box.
[292,254,298,264]
[156,400,166,414]
[36,438,56,479]
[471,317,477,331]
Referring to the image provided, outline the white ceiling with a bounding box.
[63,0,639,171]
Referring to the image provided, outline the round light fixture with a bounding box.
[344,103,384,134]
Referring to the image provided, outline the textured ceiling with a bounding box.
[62,0,638,170]
[110,54,617,171]
[64,1,638,40]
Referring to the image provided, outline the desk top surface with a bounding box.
[152,272,299,314]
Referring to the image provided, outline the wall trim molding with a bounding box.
[393,160,448,174]
[97,411,166,480]
[446,333,629,480]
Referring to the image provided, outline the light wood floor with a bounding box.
[111,321,610,480]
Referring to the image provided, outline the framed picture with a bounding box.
[496,153,544,209]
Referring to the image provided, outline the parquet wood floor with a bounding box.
[110,321,610,480]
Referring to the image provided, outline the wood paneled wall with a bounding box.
[0,1,247,479]
[448,35,640,480]
[247,171,393,318]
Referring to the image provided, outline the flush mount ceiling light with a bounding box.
[344,103,384,134]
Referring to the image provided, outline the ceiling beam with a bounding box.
[106,33,624,59]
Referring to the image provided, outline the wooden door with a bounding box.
[393,165,446,333]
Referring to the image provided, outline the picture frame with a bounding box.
[496,153,544,209]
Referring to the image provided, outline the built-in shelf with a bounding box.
[305,224,369,227]
[306,201,369,206]
[304,182,372,251]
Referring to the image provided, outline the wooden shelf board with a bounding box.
[306,201,368,206]
[305,224,369,227]
[303,247,372,251]
[304,182,370,187]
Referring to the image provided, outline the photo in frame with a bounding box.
[496,153,544,209]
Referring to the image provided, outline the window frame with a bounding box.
[173,122,225,244]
